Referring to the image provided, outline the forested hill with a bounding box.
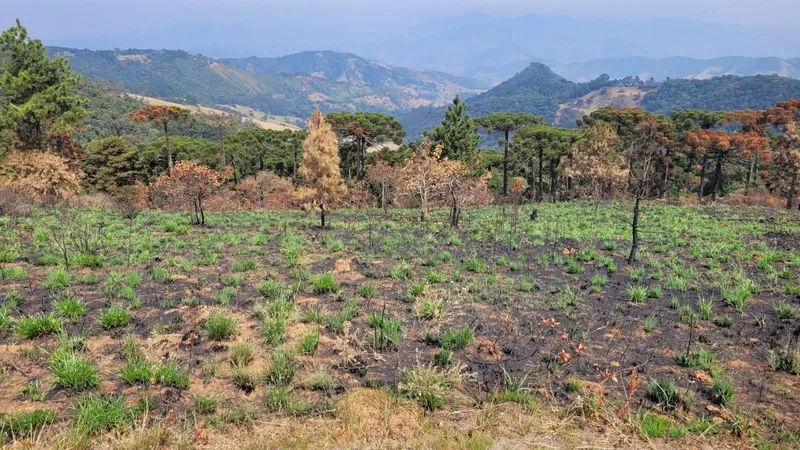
[46,47,487,125]
[221,51,487,91]
[400,63,800,138]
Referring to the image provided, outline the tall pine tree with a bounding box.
[0,20,86,155]
[425,96,480,164]
[300,111,347,228]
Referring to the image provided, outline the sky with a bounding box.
[4,0,799,40]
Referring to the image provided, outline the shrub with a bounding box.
[205,310,237,341]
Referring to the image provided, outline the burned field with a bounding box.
[1,202,800,448]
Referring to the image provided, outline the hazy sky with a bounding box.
[5,0,799,40]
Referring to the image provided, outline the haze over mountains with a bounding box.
[36,12,800,83]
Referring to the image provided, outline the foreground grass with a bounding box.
[1,201,799,448]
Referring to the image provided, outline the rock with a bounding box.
[692,370,713,384]
[334,259,351,273]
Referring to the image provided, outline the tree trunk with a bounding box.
[320,203,326,229]
[502,129,510,196]
[698,156,707,201]
[293,146,299,182]
[660,151,670,199]
[164,123,173,172]
[628,195,642,265]
[538,147,544,202]
[218,127,226,168]
[745,152,757,196]
[420,192,428,222]
[198,195,205,225]
[380,184,387,214]
[788,171,798,210]
[450,190,459,228]
[711,154,723,202]
[549,159,557,203]
[356,138,365,181]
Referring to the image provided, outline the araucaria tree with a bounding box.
[148,161,231,225]
[129,105,192,171]
[477,113,542,195]
[200,111,240,168]
[327,112,405,181]
[425,96,480,164]
[0,20,86,155]
[685,130,769,201]
[514,125,576,202]
[299,111,347,228]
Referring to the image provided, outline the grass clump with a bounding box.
[97,306,131,329]
[205,310,237,341]
[16,314,62,339]
[49,349,98,392]
[154,362,189,390]
[0,409,56,440]
[398,362,464,410]
[72,395,132,436]
[312,273,340,294]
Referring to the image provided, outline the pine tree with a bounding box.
[425,96,480,164]
[0,20,86,154]
[299,111,347,228]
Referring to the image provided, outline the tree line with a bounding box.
[2,21,800,234]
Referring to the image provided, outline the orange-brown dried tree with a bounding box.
[148,161,232,225]
[299,111,347,228]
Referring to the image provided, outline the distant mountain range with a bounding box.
[551,56,800,83]
[399,63,800,138]
[46,46,800,141]
[47,47,487,127]
[42,13,800,84]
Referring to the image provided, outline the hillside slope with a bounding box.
[400,64,800,137]
[48,47,486,123]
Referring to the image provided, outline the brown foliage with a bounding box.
[299,111,347,226]
[0,151,83,200]
[148,161,232,224]
[237,171,296,209]
[562,123,627,200]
